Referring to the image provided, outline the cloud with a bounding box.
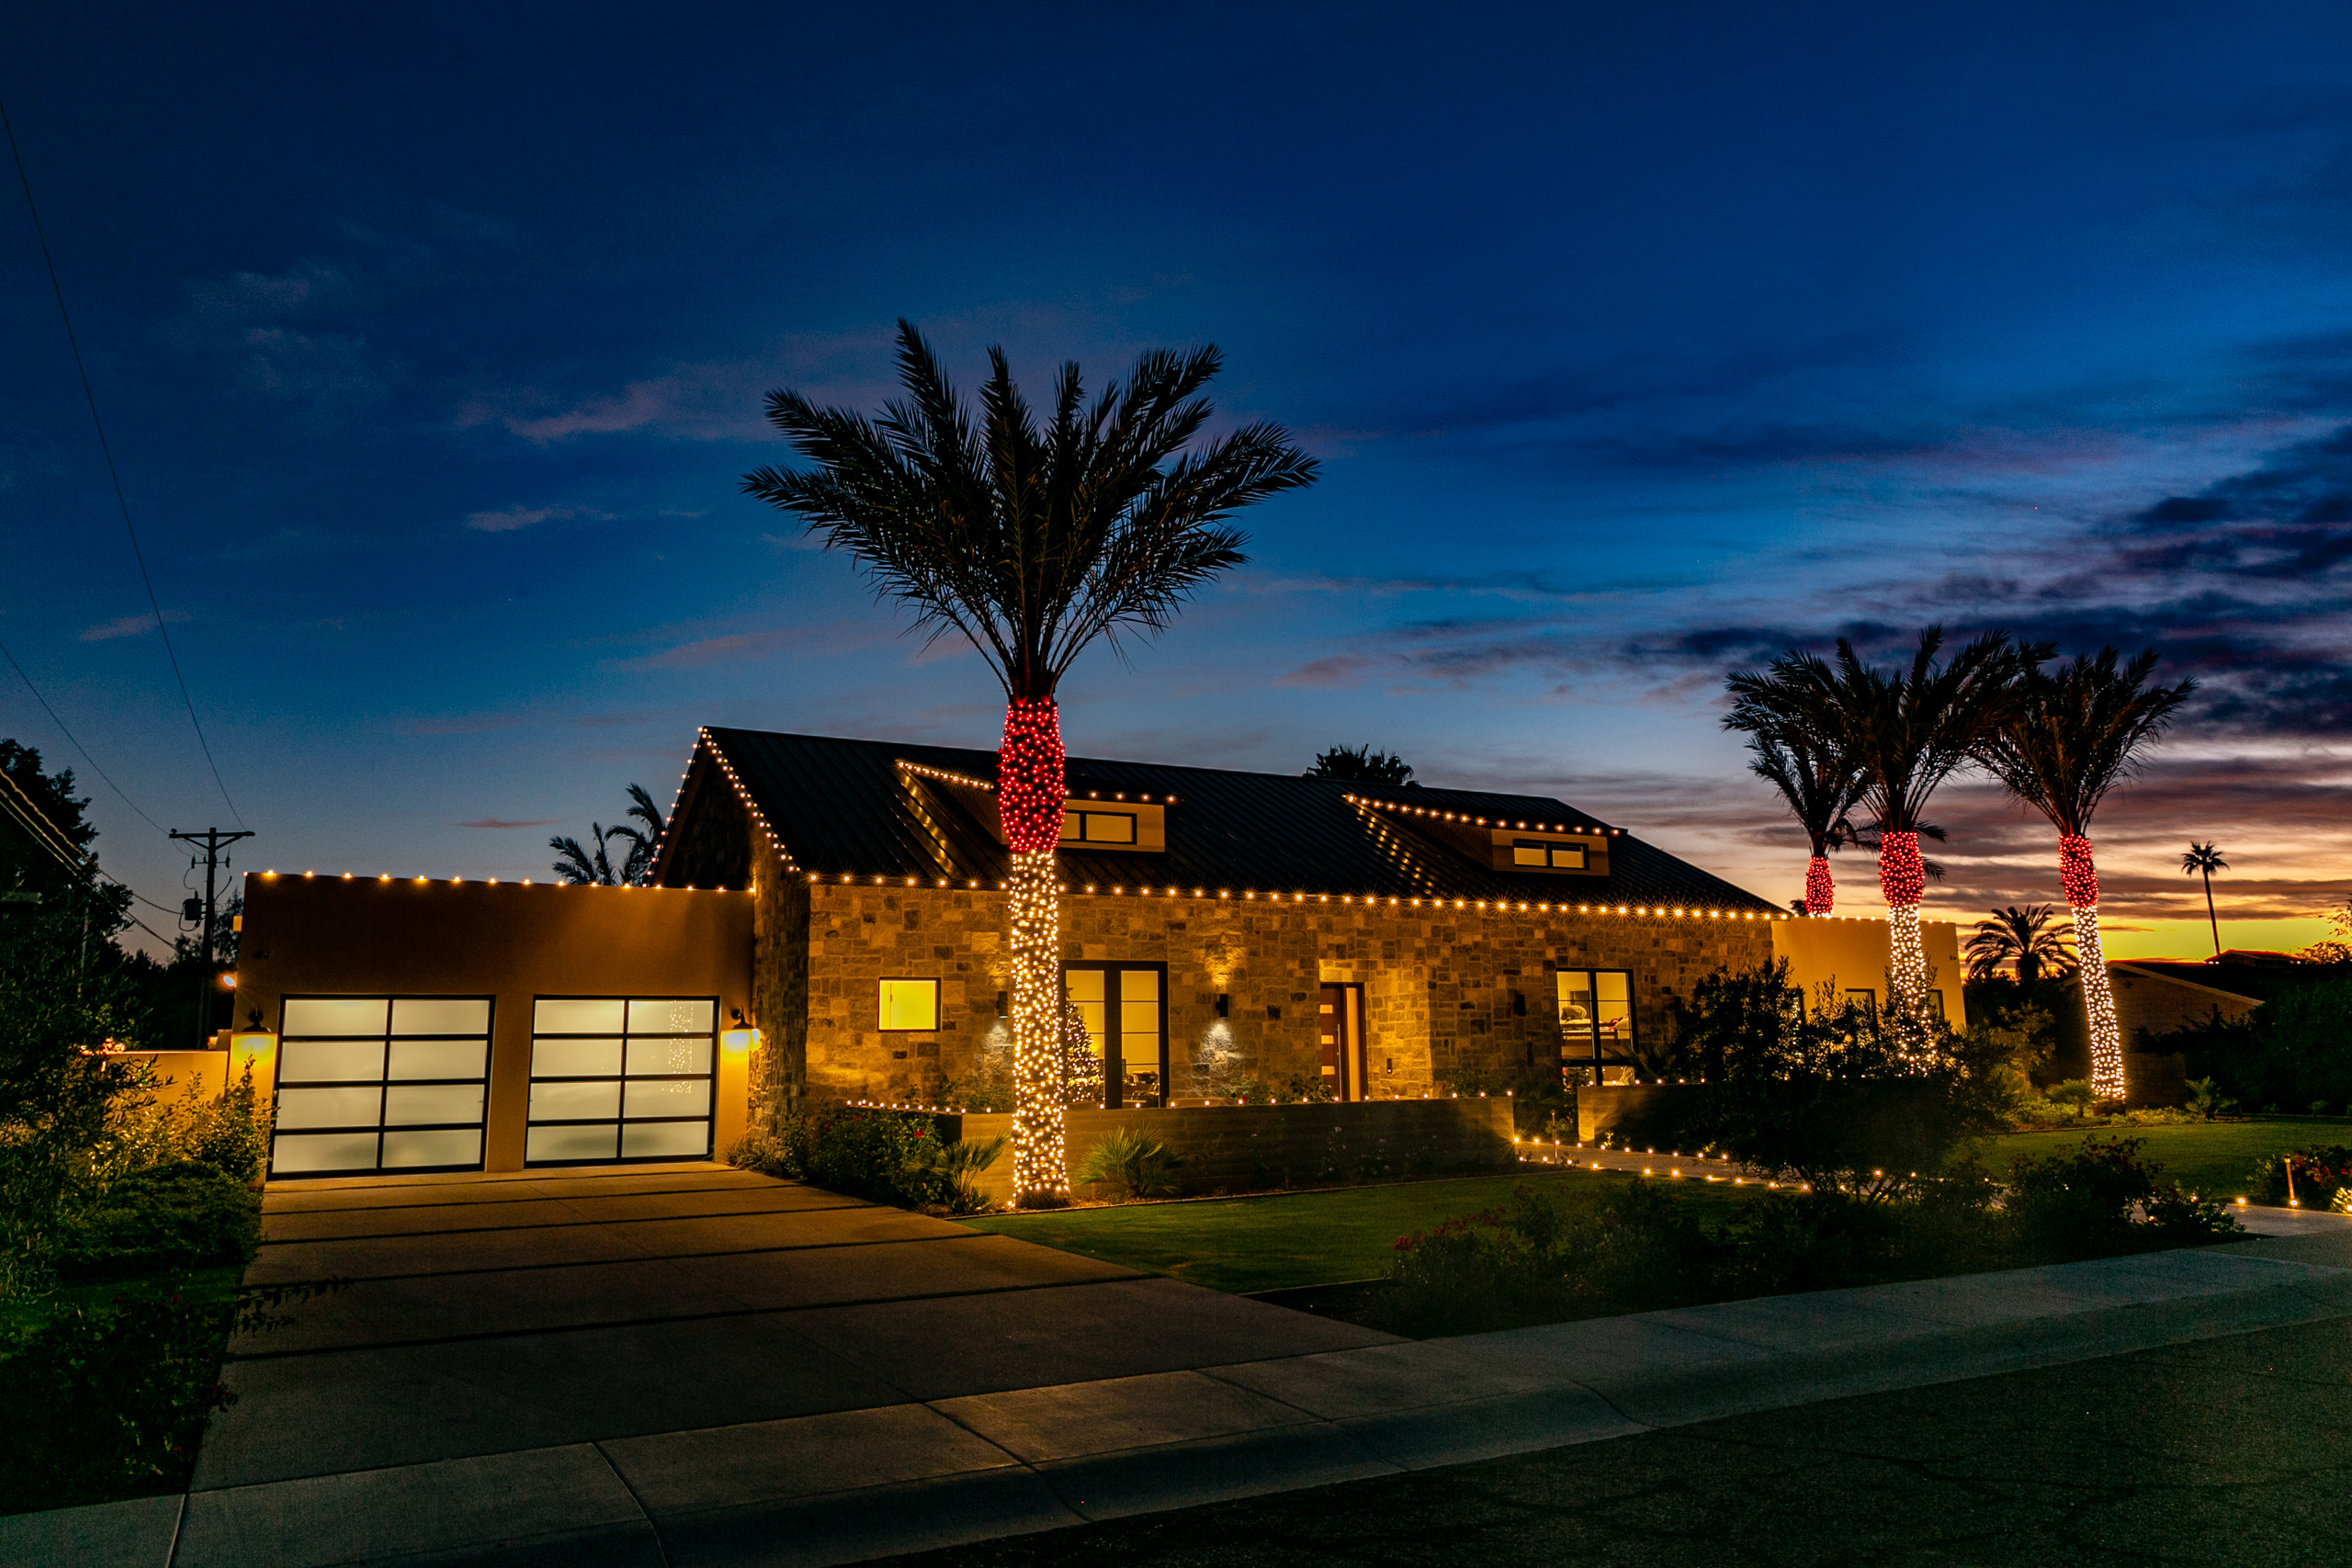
[618,627,812,671]
[463,502,613,534]
[80,610,189,642]
[458,326,898,446]
[457,818,561,829]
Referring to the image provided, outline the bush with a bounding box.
[0,1291,234,1514]
[2250,1144,2352,1209]
[1072,1127,1186,1201]
[2006,1136,2240,1258]
[58,1160,262,1282]
[728,1106,954,1207]
[921,1135,1006,1214]
[2165,974,2352,1113]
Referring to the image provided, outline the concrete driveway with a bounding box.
[198,1162,1391,1492]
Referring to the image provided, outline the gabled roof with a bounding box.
[657,727,1777,912]
[2109,958,2339,1006]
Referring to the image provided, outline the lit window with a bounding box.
[879,978,940,1032]
[1513,840,1587,870]
[1060,811,1137,845]
[1927,991,1946,1021]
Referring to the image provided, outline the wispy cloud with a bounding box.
[457,818,561,829]
[464,502,611,534]
[80,610,189,642]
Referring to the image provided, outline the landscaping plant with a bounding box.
[744,321,1316,1204]
[2249,1145,2352,1210]
[1072,1126,1186,1201]
[2005,1136,2238,1257]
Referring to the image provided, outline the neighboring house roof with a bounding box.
[2109,960,2266,1007]
[657,727,1779,911]
[2105,957,2352,1008]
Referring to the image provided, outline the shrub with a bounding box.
[58,1161,262,1282]
[1072,1127,1186,1200]
[2249,1144,2352,1209]
[2186,1077,2236,1120]
[0,1291,235,1514]
[2005,1136,2239,1258]
[918,1135,1006,1214]
[728,1106,954,1207]
[2165,974,2352,1113]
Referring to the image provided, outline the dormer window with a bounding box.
[1063,810,1137,845]
[1513,840,1588,871]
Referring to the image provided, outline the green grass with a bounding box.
[1984,1114,2352,1203]
[960,1168,1766,1292]
[1982,1116,2348,1201]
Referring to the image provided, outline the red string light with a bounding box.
[1878,831,1925,908]
[1804,854,1834,916]
[997,697,1065,852]
[2058,833,2098,908]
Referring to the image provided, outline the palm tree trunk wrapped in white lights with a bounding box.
[742,322,1317,1204]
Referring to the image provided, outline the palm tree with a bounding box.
[1965,905,2079,986]
[605,784,669,886]
[743,321,1317,1203]
[1981,648,2194,1099]
[1731,627,2025,1046]
[2182,841,2227,957]
[1718,710,1865,915]
[549,823,627,886]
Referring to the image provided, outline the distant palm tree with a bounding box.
[1965,905,2079,986]
[1724,723,1864,915]
[1981,648,2193,1099]
[2182,841,2227,957]
[550,824,627,886]
[1305,745,1414,784]
[1729,627,2026,1044]
[743,321,1316,1203]
[604,784,669,886]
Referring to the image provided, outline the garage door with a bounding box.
[526,997,717,1166]
[271,997,492,1177]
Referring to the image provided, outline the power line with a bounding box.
[0,634,170,836]
[1,95,244,829]
[0,758,183,919]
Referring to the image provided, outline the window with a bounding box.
[1512,840,1588,870]
[1062,963,1166,1107]
[878,978,941,1032]
[526,997,717,1166]
[1060,810,1137,845]
[271,997,492,1177]
[1927,991,1946,1021]
[1556,969,1636,1084]
[1846,987,1878,1017]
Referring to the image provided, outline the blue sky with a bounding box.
[7,3,2352,956]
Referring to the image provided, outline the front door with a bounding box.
[1318,982,1366,1100]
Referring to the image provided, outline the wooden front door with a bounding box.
[1317,982,1366,1100]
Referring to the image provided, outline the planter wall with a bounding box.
[1577,1082,1706,1144]
[928,1097,1515,1206]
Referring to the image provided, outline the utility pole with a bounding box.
[173,828,253,1047]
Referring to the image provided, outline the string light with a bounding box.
[1804,854,1834,916]
[2060,834,2125,1100]
[998,697,1069,1201]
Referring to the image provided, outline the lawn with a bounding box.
[960,1168,1767,1292]
[1982,1115,2346,1200]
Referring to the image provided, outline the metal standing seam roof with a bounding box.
[670,727,1780,912]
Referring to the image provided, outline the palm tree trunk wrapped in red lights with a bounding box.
[997,696,1069,1194]
[1981,651,2193,1100]
[743,321,1316,1203]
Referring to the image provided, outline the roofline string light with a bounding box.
[1342,793,1619,837]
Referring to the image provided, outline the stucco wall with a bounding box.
[2110,963,2259,1047]
[1770,917,1965,1027]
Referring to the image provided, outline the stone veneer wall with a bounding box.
[762,874,1781,1118]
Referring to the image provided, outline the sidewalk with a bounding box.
[12,1191,2349,1568]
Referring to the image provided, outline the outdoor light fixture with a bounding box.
[218,971,237,989]
[231,1009,277,1079]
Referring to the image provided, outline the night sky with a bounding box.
[7,5,2352,958]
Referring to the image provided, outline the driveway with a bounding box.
[198,1162,1391,1490]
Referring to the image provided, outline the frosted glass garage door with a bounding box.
[271,997,492,1177]
[526,997,717,1165]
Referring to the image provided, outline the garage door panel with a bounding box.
[383,1083,485,1126]
[527,995,716,1167]
[388,1040,487,1079]
[271,995,491,1178]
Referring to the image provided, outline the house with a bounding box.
[220,727,1964,1179]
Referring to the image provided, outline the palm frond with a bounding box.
[742,320,1317,699]
[1979,647,2195,837]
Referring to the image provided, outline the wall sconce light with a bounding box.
[720,1010,760,1059]
[231,1008,277,1078]
[1215,993,1229,1019]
